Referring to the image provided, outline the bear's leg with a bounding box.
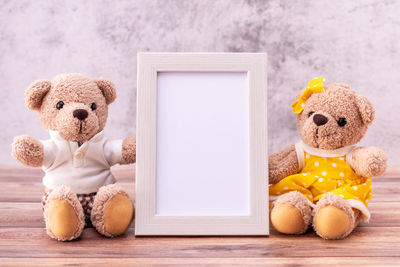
[43,185,85,241]
[270,191,312,234]
[313,193,361,239]
[91,184,134,237]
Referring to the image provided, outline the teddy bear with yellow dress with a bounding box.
[269,77,387,239]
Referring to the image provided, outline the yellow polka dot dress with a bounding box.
[269,141,372,221]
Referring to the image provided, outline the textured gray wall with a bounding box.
[1,0,399,165]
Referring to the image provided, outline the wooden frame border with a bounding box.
[135,53,268,235]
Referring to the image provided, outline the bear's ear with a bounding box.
[355,94,375,126]
[25,80,51,110]
[95,79,116,105]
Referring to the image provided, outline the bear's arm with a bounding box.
[349,146,387,177]
[120,136,136,165]
[269,144,299,184]
[11,135,44,167]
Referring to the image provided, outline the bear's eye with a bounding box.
[90,103,97,111]
[337,117,347,127]
[308,112,315,117]
[56,101,64,110]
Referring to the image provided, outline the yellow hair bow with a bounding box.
[291,77,325,114]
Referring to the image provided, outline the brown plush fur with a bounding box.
[350,146,388,177]
[91,184,133,237]
[11,73,136,241]
[12,73,136,163]
[296,84,373,150]
[44,185,85,241]
[313,193,360,240]
[121,136,136,164]
[25,80,51,110]
[271,191,312,234]
[33,74,112,142]
[269,144,299,184]
[269,82,387,240]
[11,135,44,167]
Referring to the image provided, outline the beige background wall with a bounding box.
[0,0,398,165]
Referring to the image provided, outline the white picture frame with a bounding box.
[135,52,268,236]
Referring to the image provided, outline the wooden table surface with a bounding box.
[0,166,399,266]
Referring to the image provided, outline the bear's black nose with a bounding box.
[73,109,88,120]
[313,114,328,126]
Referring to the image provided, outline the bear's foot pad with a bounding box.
[271,203,306,234]
[314,205,352,239]
[104,193,134,236]
[46,199,80,240]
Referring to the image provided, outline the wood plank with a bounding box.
[0,182,135,202]
[0,201,398,228]
[0,165,399,182]
[0,166,398,262]
[380,166,400,178]
[0,257,399,266]
[0,181,395,202]
[0,227,399,258]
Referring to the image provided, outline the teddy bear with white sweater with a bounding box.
[12,73,136,241]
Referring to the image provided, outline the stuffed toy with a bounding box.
[11,73,136,241]
[269,77,387,239]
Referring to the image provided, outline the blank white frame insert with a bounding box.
[156,72,249,216]
[136,53,268,235]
